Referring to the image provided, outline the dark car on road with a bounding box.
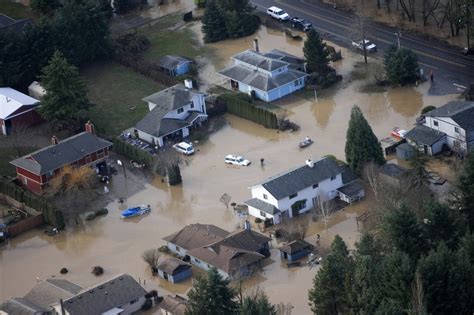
[290,17,313,32]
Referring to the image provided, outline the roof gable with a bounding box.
[158,55,192,70]
[232,50,289,71]
[163,224,229,250]
[0,88,39,120]
[23,279,82,310]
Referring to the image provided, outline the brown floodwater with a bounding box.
[0,19,461,314]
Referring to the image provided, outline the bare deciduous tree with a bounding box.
[315,193,335,233]
[353,0,370,63]
[411,271,426,314]
[142,248,161,272]
[364,162,381,199]
[219,193,232,210]
[277,302,294,315]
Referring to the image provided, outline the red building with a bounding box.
[10,122,112,195]
[0,87,42,135]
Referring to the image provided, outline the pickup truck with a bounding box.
[352,39,377,53]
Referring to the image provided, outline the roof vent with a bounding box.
[105,291,108,295]
[98,285,103,289]
[89,290,94,293]
[78,296,82,299]
[306,159,314,168]
[110,281,114,284]
[119,276,123,280]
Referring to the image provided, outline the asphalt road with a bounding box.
[252,0,474,94]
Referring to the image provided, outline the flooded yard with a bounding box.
[0,12,462,314]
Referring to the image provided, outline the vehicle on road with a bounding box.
[352,39,377,53]
[290,17,313,32]
[463,47,474,55]
[225,155,251,166]
[267,6,290,21]
[173,142,195,155]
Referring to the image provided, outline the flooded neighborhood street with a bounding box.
[0,7,462,314]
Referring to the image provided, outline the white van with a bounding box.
[267,6,290,21]
[225,155,251,166]
[173,142,195,155]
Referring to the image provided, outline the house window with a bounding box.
[330,176,336,181]
[130,298,138,305]
[190,103,195,109]
[207,264,211,268]
[263,194,268,200]
[293,79,301,86]
[260,211,267,218]
[313,184,318,189]
[289,193,298,199]
[433,120,439,127]
[454,127,460,133]
[291,199,307,212]
[176,246,181,252]
[177,108,184,114]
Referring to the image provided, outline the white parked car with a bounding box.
[352,39,377,52]
[173,142,195,155]
[267,6,290,21]
[225,155,251,166]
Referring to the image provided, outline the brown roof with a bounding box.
[158,295,189,315]
[157,258,191,275]
[279,239,312,255]
[187,245,264,274]
[212,229,271,252]
[23,279,82,310]
[163,224,229,250]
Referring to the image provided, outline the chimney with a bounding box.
[85,121,95,135]
[253,38,259,53]
[243,220,251,230]
[51,136,59,145]
[306,159,314,168]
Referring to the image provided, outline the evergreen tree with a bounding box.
[303,29,330,74]
[384,204,427,261]
[423,202,463,250]
[39,51,92,126]
[240,291,277,315]
[454,153,474,230]
[308,235,352,314]
[167,164,182,186]
[384,44,419,85]
[345,105,385,175]
[201,0,228,43]
[187,268,239,315]
[30,0,61,15]
[407,152,431,189]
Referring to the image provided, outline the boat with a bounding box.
[390,127,408,139]
[121,205,151,219]
[299,138,313,148]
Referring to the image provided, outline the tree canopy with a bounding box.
[303,29,330,74]
[384,44,419,85]
[345,105,385,175]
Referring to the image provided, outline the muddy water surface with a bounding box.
[0,20,461,314]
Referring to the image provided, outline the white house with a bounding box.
[0,87,42,135]
[405,101,474,155]
[133,83,208,147]
[218,49,308,102]
[245,157,364,225]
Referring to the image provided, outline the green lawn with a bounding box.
[82,62,163,137]
[0,147,37,177]
[0,0,34,19]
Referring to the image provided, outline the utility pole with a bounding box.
[117,159,128,200]
[395,31,402,49]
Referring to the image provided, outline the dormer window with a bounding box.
[433,120,438,127]
[454,127,459,133]
[177,108,184,114]
[190,103,195,108]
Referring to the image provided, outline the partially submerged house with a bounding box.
[379,163,409,187]
[0,87,42,135]
[158,295,190,315]
[405,101,474,155]
[157,258,192,283]
[158,55,193,76]
[218,49,307,102]
[10,122,112,194]
[133,83,208,147]
[245,157,364,225]
[163,222,271,280]
[279,239,312,262]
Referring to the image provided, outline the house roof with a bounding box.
[209,229,271,253]
[142,84,201,109]
[379,163,408,180]
[218,64,307,92]
[0,87,39,120]
[232,50,288,71]
[157,258,191,275]
[254,157,342,200]
[405,125,446,146]
[0,297,48,314]
[424,101,474,130]
[158,55,192,70]
[245,198,280,215]
[163,223,229,251]
[337,180,364,197]
[22,278,82,310]
[10,132,112,175]
[340,165,358,185]
[158,295,189,315]
[62,274,146,315]
[279,239,312,255]
[0,14,31,34]
[262,49,305,66]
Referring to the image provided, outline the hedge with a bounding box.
[112,138,155,169]
[217,94,278,129]
[0,179,65,229]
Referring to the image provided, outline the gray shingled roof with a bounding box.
[340,165,358,185]
[142,84,201,110]
[424,101,474,131]
[255,157,342,200]
[0,297,48,314]
[405,125,446,146]
[263,49,305,66]
[245,198,280,215]
[62,274,146,315]
[158,55,192,70]
[337,180,364,197]
[0,14,31,34]
[158,295,189,315]
[10,132,112,175]
[279,239,312,255]
[379,163,408,180]
[23,278,82,310]
[163,224,230,250]
[218,65,307,92]
[232,50,288,71]
[157,258,191,275]
[210,229,271,253]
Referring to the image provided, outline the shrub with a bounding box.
[255,218,262,223]
[84,212,97,221]
[92,266,104,276]
[142,248,160,272]
[421,105,436,115]
[158,245,170,253]
[95,208,109,216]
[60,267,69,274]
[141,299,153,310]
[111,138,154,169]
